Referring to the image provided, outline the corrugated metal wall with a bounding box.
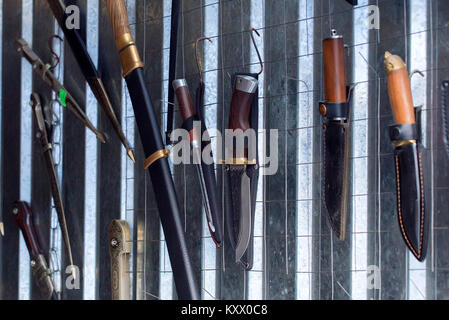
[1,0,449,300]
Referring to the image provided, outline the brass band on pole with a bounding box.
[144,149,171,170]
[115,33,144,78]
[219,158,257,165]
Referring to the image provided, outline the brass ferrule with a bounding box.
[384,51,407,75]
[220,158,257,165]
[116,33,144,78]
[392,139,416,147]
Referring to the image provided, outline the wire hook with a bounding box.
[48,34,63,71]
[195,37,213,84]
[249,28,263,75]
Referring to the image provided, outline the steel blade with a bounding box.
[88,77,135,161]
[235,171,252,262]
[192,143,215,234]
[323,121,350,240]
[394,142,427,261]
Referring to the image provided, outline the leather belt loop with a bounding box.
[144,149,170,170]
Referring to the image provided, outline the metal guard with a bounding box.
[393,142,428,261]
[389,123,418,142]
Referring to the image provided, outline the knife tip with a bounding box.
[127,149,136,163]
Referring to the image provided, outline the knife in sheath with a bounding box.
[46,0,135,162]
[385,52,429,261]
[224,75,258,268]
[173,79,223,247]
[108,220,131,300]
[30,93,75,279]
[13,201,59,300]
[15,38,106,143]
[319,29,352,241]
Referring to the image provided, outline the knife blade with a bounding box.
[15,38,106,143]
[13,201,59,300]
[30,93,76,278]
[226,74,258,268]
[173,79,222,246]
[385,51,428,261]
[320,29,350,240]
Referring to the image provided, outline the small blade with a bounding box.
[235,171,252,262]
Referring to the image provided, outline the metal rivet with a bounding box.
[30,260,36,267]
[12,207,19,215]
[111,238,119,248]
[319,104,327,116]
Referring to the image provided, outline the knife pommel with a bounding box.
[384,51,415,125]
[323,29,347,103]
[229,75,258,132]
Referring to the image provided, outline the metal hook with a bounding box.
[410,69,425,81]
[195,37,213,84]
[48,34,63,71]
[249,28,263,75]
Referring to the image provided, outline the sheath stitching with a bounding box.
[395,152,425,260]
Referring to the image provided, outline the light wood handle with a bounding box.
[385,52,415,125]
[106,0,131,41]
[106,0,143,77]
[323,37,347,103]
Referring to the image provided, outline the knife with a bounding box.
[13,201,59,300]
[15,38,106,143]
[319,29,351,241]
[108,220,131,300]
[173,79,223,247]
[30,93,76,279]
[46,0,135,162]
[225,75,258,266]
[385,51,429,261]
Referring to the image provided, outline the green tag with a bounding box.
[59,89,67,107]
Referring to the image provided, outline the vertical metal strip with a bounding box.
[30,0,56,300]
[351,0,369,300]
[62,0,87,300]
[247,0,265,301]
[296,0,314,301]
[83,0,99,300]
[121,0,136,300]
[408,0,428,300]
[18,0,33,300]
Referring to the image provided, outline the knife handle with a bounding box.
[173,79,199,142]
[13,201,42,258]
[229,75,258,131]
[323,30,347,103]
[385,52,415,125]
[109,220,131,300]
[106,0,143,78]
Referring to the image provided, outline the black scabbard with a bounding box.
[125,69,199,300]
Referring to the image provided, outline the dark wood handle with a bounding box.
[323,37,347,103]
[13,201,42,258]
[229,91,255,131]
[174,84,195,122]
[106,0,131,41]
[385,52,415,125]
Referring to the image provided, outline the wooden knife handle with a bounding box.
[13,201,42,258]
[173,79,195,121]
[385,52,415,124]
[173,79,199,142]
[323,31,347,103]
[106,0,143,77]
[229,75,258,131]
